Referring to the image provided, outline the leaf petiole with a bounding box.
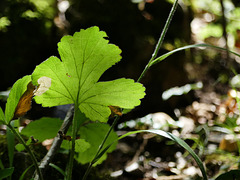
[65,104,78,180]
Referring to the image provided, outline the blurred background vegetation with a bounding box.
[0,0,240,119]
[2,0,240,179]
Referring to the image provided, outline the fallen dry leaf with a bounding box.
[109,105,122,118]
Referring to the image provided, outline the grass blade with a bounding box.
[19,164,34,180]
[149,43,240,67]
[49,163,66,177]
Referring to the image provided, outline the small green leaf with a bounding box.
[5,75,32,123]
[21,117,62,142]
[14,137,32,152]
[32,26,145,122]
[75,122,118,165]
[0,167,14,179]
[15,143,25,152]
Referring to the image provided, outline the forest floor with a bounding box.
[98,80,240,180]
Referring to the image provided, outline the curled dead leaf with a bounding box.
[109,105,122,118]
[13,82,35,119]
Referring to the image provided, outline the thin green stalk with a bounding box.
[65,105,78,180]
[82,116,120,180]
[137,0,179,82]
[94,116,119,160]
[6,126,14,180]
[7,124,43,180]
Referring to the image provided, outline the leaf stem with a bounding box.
[137,0,179,82]
[65,105,78,180]
[7,123,43,180]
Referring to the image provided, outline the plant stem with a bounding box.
[82,116,120,180]
[95,116,119,160]
[220,0,230,62]
[137,0,179,82]
[7,124,43,180]
[65,105,78,180]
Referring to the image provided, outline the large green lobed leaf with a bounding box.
[32,26,145,122]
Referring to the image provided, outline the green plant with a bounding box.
[0,26,145,180]
[2,0,240,179]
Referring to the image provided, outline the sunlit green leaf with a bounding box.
[0,16,11,32]
[32,26,145,122]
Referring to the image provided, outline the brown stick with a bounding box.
[34,105,74,180]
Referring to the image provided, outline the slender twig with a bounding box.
[137,0,179,82]
[34,105,74,180]
[7,124,43,180]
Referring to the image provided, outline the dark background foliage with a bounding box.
[0,0,193,119]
